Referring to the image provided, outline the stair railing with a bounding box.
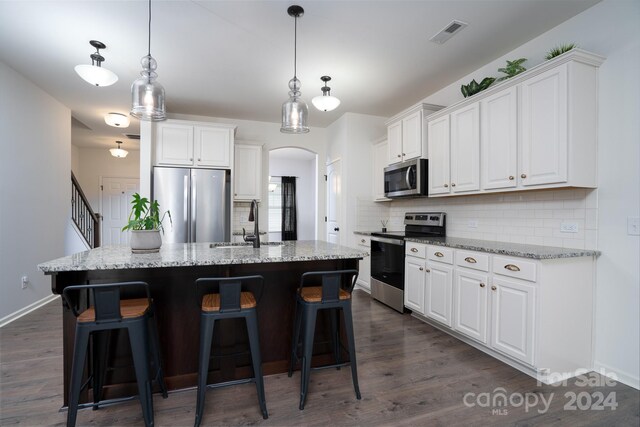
[71,172,101,248]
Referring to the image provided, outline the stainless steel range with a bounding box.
[370,212,446,313]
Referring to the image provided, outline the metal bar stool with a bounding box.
[288,269,361,410]
[194,275,268,426]
[61,282,168,427]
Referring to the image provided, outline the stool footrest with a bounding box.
[205,377,255,390]
[311,361,352,371]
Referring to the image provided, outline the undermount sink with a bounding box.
[209,242,284,249]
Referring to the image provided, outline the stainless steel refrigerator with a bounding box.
[152,167,230,243]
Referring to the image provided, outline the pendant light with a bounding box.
[131,0,166,121]
[280,5,309,134]
[109,141,129,158]
[74,40,118,87]
[312,76,341,112]
[104,112,130,128]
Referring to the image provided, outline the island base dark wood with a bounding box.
[50,259,358,406]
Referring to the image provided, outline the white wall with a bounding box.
[269,153,317,240]
[71,144,80,175]
[0,61,70,320]
[158,113,329,240]
[74,147,140,214]
[384,0,640,388]
[327,113,387,245]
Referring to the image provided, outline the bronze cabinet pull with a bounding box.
[425,268,431,273]
[444,183,449,188]
[361,239,366,243]
[509,176,514,180]
[451,183,456,187]
[504,264,521,272]
[419,267,424,271]
[434,251,444,257]
[464,257,477,263]
[521,173,527,179]
[480,283,485,288]
[410,247,418,253]
[491,285,497,291]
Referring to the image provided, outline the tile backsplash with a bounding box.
[356,188,598,250]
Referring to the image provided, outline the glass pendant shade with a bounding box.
[281,77,309,134]
[312,94,341,112]
[74,64,118,87]
[130,55,166,121]
[109,141,128,158]
[104,112,130,128]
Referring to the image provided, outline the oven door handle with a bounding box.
[370,235,405,246]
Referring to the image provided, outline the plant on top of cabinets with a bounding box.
[496,58,527,82]
[545,43,576,60]
[460,77,495,98]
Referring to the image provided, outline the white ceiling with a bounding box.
[0,0,600,150]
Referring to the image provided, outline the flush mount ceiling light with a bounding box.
[74,40,118,87]
[109,140,129,158]
[280,5,309,134]
[104,112,130,128]
[131,0,166,121]
[312,76,341,112]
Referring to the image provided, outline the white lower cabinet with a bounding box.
[425,262,453,327]
[490,277,535,365]
[356,236,371,291]
[404,256,426,314]
[454,269,488,344]
[405,242,595,384]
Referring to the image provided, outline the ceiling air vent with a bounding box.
[123,133,140,140]
[429,20,468,44]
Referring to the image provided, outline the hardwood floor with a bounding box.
[1,291,638,426]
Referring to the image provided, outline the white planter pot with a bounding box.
[130,230,162,253]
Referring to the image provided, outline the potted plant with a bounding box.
[122,193,171,253]
[496,58,527,82]
[546,43,576,60]
[461,77,495,98]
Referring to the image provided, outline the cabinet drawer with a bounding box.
[406,242,426,258]
[456,250,489,272]
[427,245,453,264]
[492,256,537,282]
[357,236,371,247]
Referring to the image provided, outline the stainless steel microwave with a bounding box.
[384,158,428,198]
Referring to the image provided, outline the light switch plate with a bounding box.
[468,219,478,229]
[560,222,579,233]
[628,217,640,236]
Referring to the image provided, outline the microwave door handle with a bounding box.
[405,167,412,189]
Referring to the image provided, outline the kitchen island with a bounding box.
[38,241,367,406]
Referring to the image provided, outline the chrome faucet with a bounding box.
[243,199,261,248]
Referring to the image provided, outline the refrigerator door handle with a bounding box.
[191,171,197,242]
[183,174,189,241]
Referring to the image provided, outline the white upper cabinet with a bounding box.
[481,86,518,190]
[426,49,603,197]
[155,120,235,168]
[519,64,568,186]
[372,138,390,201]
[156,123,194,166]
[387,104,442,165]
[450,103,480,193]
[194,126,232,168]
[387,121,403,164]
[427,115,451,195]
[233,144,262,201]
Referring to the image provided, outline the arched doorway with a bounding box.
[268,147,318,241]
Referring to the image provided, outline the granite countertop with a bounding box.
[38,241,368,273]
[404,236,600,260]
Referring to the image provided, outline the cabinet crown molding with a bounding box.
[158,118,237,131]
[385,103,445,126]
[427,48,606,122]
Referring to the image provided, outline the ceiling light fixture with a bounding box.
[74,40,118,87]
[280,5,309,134]
[312,76,341,112]
[109,141,129,158]
[104,112,131,128]
[131,0,166,121]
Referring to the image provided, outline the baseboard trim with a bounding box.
[593,360,640,390]
[0,294,59,328]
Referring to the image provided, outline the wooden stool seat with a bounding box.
[78,298,150,323]
[202,292,257,312]
[299,287,351,303]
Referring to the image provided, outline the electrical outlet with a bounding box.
[560,222,579,233]
[468,220,478,229]
[21,275,29,289]
[628,217,640,236]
